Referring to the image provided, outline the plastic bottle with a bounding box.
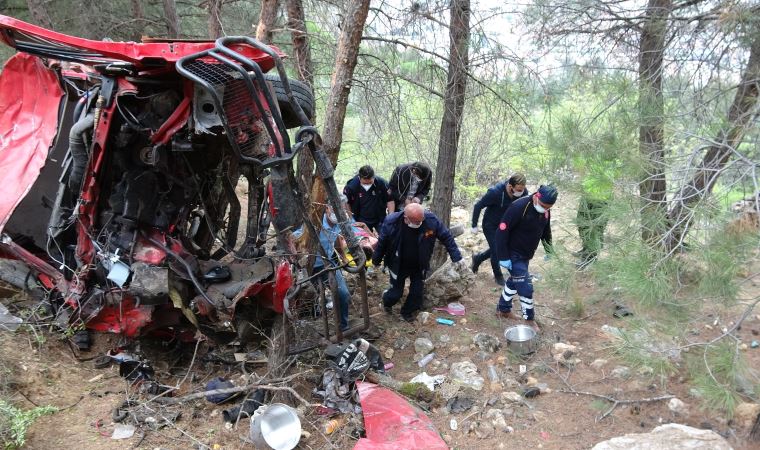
[324,417,345,435]
[418,352,435,367]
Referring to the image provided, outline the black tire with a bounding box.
[263,73,314,129]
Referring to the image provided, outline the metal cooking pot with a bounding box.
[249,403,301,450]
[504,325,537,355]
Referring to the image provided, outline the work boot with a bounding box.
[470,254,482,273]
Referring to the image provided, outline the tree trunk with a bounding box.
[162,0,181,39]
[207,0,224,39]
[26,0,53,29]
[305,0,370,265]
[637,0,671,245]
[287,0,318,193]
[665,32,760,250]
[131,0,145,41]
[319,0,370,166]
[256,0,281,44]
[430,0,470,270]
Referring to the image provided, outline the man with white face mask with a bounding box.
[494,185,558,332]
[471,173,529,285]
[372,203,464,322]
[343,165,394,232]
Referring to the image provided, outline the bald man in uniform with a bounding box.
[372,203,464,322]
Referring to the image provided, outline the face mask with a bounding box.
[512,190,524,197]
[361,183,372,191]
[533,203,546,214]
[407,221,421,229]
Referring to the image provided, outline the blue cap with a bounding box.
[536,185,558,204]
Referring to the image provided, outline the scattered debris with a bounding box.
[751,340,759,349]
[447,395,475,414]
[410,372,445,391]
[222,389,265,423]
[0,303,22,332]
[450,418,458,430]
[523,387,541,398]
[393,335,411,350]
[473,333,501,352]
[551,342,581,366]
[354,382,448,449]
[612,304,634,318]
[205,377,237,404]
[111,424,136,440]
[436,318,455,326]
[434,302,466,316]
[450,360,485,391]
[591,423,732,450]
[418,352,435,368]
[418,311,431,324]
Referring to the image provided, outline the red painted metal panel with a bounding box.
[0,53,64,232]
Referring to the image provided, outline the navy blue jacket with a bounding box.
[496,194,553,261]
[343,175,391,224]
[471,182,529,231]
[372,211,462,276]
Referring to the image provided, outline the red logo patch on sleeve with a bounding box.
[499,222,507,230]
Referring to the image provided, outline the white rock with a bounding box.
[450,360,485,391]
[414,337,435,354]
[610,366,631,379]
[500,391,523,404]
[668,398,689,415]
[591,423,732,450]
[590,359,608,370]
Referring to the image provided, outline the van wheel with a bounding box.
[263,73,314,129]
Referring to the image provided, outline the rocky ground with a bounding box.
[1,207,759,449]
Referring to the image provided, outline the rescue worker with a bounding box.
[495,185,558,332]
[574,163,616,268]
[372,203,464,322]
[343,165,394,232]
[388,161,432,211]
[471,173,529,285]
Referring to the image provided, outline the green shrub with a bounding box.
[0,400,57,449]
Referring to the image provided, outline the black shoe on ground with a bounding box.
[401,313,416,323]
[383,305,393,315]
[470,256,481,274]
